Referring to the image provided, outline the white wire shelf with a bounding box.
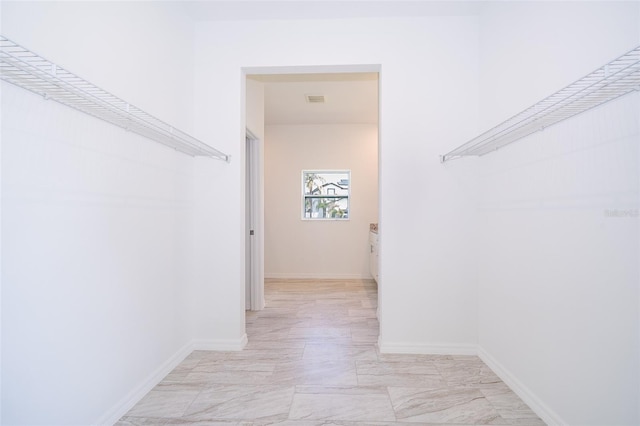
[0,35,230,161]
[441,44,640,163]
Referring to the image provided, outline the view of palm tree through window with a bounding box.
[302,170,350,220]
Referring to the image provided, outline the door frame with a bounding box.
[242,63,381,318]
[245,128,265,311]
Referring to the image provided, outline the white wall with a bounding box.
[7,3,633,425]
[476,2,640,425]
[246,78,265,141]
[193,16,480,354]
[264,124,378,279]
[195,17,478,351]
[1,2,208,424]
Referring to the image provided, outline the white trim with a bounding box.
[378,339,478,356]
[265,272,372,280]
[96,335,248,425]
[374,340,563,424]
[477,346,565,426]
[301,169,351,221]
[245,129,265,311]
[243,64,381,76]
[95,342,193,426]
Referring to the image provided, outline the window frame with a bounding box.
[301,170,351,221]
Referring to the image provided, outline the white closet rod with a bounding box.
[0,35,230,161]
[441,44,640,163]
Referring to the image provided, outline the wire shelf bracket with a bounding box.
[0,35,230,161]
[441,44,640,163]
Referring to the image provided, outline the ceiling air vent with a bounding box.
[305,94,325,104]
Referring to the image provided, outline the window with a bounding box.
[302,170,350,220]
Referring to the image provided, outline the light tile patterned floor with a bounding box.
[118,279,546,425]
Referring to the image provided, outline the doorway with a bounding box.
[243,66,380,319]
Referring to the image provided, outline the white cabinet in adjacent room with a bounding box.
[369,225,378,283]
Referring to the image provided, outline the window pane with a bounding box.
[302,171,350,220]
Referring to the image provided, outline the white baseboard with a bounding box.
[378,339,478,356]
[97,335,248,425]
[95,342,194,426]
[265,272,372,280]
[378,341,564,424]
[477,346,565,426]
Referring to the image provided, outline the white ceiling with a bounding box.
[249,73,379,125]
[185,1,480,125]
[184,1,481,22]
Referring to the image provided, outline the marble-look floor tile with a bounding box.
[303,343,378,361]
[125,388,202,418]
[346,317,378,328]
[480,387,545,423]
[163,419,250,426]
[185,351,221,361]
[244,340,306,350]
[264,302,318,310]
[356,360,443,388]
[115,417,170,426]
[187,348,303,363]
[350,328,379,343]
[252,307,300,316]
[288,326,351,339]
[289,386,396,421]
[388,387,507,424]
[315,298,363,307]
[161,356,207,381]
[347,308,378,318]
[178,356,206,369]
[357,360,439,375]
[183,385,294,421]
[291,317,364,328]
[245,330,292,341]
[181,369,274,385]
[247,318,310,328]
[253,422,407,426]
[119,417,254,426]
[120,279,544,425]
[357,373,445,388]
[295,310,351,320]
[246,324,292,333]
[294,385,390,396]
[271,360,358,386]
[503,419,548,426]
[193,359,276,373]
[376,353,456,363]
[435,359,503,388]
